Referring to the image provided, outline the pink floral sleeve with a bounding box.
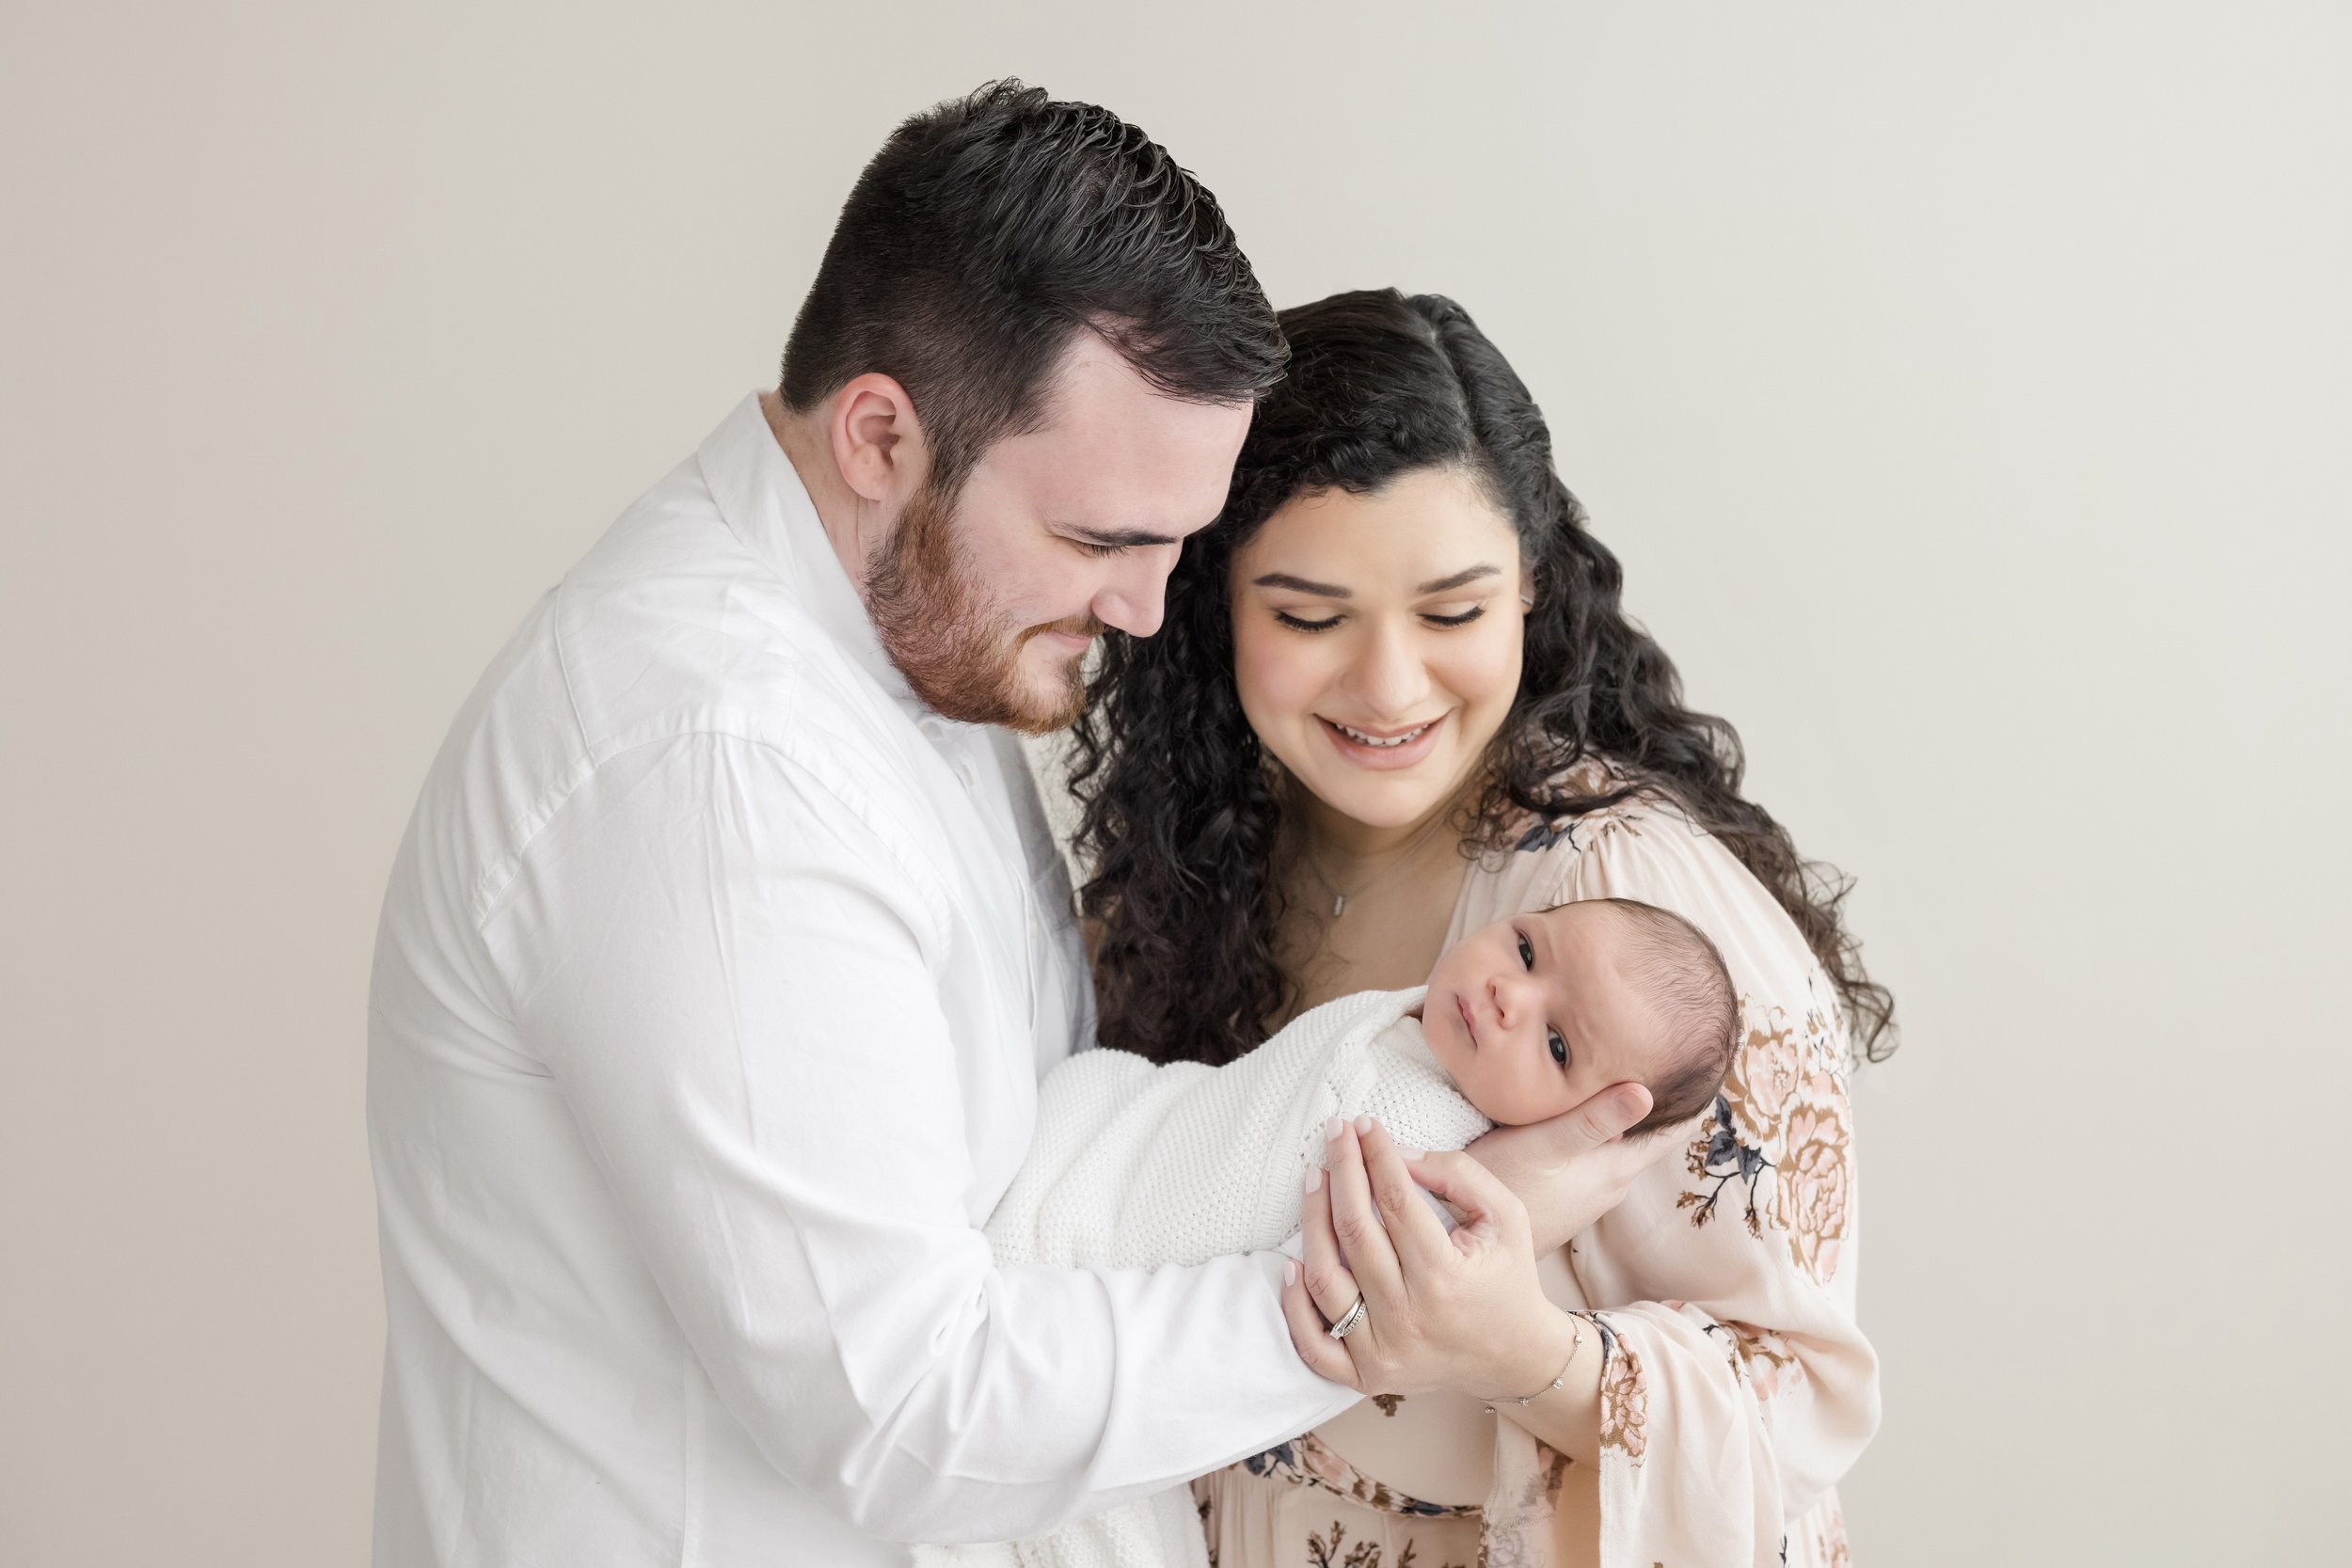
[1456,782,1880,1568]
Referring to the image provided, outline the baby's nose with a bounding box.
[1490,973,1530,1026]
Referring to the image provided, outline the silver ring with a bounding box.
[1326,1294,1367,1340]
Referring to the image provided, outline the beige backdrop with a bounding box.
[4,4,2345,1563]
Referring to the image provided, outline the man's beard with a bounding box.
[865,481,1099,735]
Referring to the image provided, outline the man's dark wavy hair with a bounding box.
[1069,288,1896,1069]
[780,80,1285,493]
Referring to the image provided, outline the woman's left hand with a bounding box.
[1281,1116,1574,1400]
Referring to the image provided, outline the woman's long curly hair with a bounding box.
[1069,289,1895,1069]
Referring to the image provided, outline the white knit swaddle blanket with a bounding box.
[914,986,1492,1568]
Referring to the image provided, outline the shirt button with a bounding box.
[956,759,977,788]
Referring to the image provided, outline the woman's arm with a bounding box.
[1476,1300,1604,1463]
[1504,797,1881,1560]
[1291,792,1882,1565]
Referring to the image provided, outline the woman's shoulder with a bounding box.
[1461,756,1692,908]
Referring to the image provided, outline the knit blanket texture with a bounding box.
[914,986,1491,1568]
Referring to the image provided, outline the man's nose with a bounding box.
[1091,548,1176,639]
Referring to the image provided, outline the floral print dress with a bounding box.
[1193,763,1878,1568]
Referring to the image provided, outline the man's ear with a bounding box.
[826,372,930,505]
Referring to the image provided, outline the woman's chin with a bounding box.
[1296,760,1465,832]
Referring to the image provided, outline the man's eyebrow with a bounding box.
[1070,526,1183,547]
[1250,572,1352,598]
[1416,563,1502,594]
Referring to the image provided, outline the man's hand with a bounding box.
[1467,1082,1688,1252]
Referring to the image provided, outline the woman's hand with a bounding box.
[1280,1117,1572,1401]
[1469,1081,1691,1253]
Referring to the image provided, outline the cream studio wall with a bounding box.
[3,4,2345,1564]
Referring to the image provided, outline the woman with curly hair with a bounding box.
[1070,290,1888,1567]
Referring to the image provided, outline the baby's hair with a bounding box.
[1550,897,1737,1137]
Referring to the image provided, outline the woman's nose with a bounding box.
[1347,618,1431,718]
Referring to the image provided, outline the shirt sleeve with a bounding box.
[1518,803,1881,1566]
[490,732,1354,1544]
[990,990,1475,1274]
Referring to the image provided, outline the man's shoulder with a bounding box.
[551,465,879,750]
[408,465,930,924]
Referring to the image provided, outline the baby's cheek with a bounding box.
[1537,1074,1585,1124]
[1475,1069,1558,1129]
[1562,1061,1612,1108]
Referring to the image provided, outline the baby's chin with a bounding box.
[1414,995,1471,1079]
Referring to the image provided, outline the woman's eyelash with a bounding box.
[1072,539,1128,559]
[1270,607,1487,630]
[1274,610,1343,632]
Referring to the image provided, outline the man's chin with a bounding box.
[900,656,1085,735]
[997,642,1090,734]
[1001,678,1088,736]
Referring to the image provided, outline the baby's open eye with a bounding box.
[1548,1028,1569,1067]
[1518,932,1534,969]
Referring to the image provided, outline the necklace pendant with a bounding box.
[1332,894,1346,917]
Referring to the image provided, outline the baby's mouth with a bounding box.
[1454,994,1479,1051]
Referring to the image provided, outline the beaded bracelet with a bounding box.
[1482,1315,1585,1414]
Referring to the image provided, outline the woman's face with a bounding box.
[1229,466,1527,834]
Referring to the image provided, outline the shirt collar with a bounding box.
[696,391,920,714]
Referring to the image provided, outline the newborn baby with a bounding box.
[920,896,1735,1568]
[1417,895,1737,1134]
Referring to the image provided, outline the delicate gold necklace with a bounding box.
[1305,805,1458,918]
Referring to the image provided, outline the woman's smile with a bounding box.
[1228,467,1527,831]
[1317,711,1449,769]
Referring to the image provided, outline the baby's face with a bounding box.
[1421,902,1675,1127]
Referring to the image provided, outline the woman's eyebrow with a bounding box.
[1416,563,1502,594]
[1251,571,1352,598]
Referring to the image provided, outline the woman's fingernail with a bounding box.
[1326,1116,1343,1141]
[1356,1115,1375,1135]
[1283,1259,1299,1288]
[1305,1165,1324,1193]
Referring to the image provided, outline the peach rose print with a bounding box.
[1591,1316,1649,1463]
[1775,1085,1854,1284]
[1684,992,1853,1253]
[1724,1019,1805,1153]
[1727,1323,1803,1402]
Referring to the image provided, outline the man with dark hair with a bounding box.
[774,80,1291,736]
[366,84,1346,1565]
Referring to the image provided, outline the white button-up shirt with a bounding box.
[367,394,1351,1565]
